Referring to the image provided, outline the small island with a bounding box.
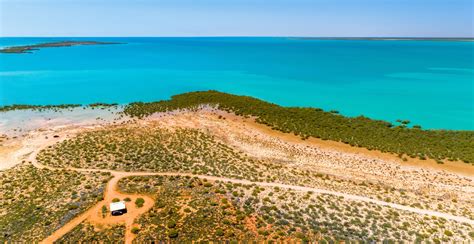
[0,41,120,54]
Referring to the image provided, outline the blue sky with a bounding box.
[0,0,472,37]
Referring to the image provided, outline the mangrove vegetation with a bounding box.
[124,90,474,164]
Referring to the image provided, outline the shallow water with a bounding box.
[0,107,124,136]
[0,37,473,130]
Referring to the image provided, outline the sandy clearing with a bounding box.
[41,172,155,244]
[0,119,135,171]
[0,125,95,170]
[145,108,474,178]
[0,142,22,170]
[145,110,474,199]
[217,110,474,177]
[0,132,64,170]
[86,173,155,244]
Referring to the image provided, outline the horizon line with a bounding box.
[1,36,474,39]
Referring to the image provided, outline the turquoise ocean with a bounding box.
[0,37,472,130]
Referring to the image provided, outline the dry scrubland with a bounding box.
[0,164,111,242]
[118,175,473,242]
[56,223,125,243]
[37,127,261,178]
[29,109,474,242]
[37,112,474,219]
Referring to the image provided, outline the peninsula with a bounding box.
[1,91,473,242]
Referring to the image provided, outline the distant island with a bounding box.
[294,37,474,42]
[0,41,120,54]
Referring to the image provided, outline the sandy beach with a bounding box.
[0,107,128,170]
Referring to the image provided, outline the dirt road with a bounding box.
[37,165,474,243]
[19,128,473,243]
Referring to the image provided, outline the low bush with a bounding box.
[135,198,145,208]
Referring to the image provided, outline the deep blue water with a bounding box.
[0,37,473,130]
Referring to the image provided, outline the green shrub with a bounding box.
[67,204,79,210]
[101,205,107,218]
[168,229,179,238]
[167,220,177,228]
[135,198,145,208]
[216,228,224,236]
[131,227,140,234]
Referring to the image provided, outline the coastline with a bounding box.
[243,113,474,177]
[0,106,129,170]
[1,103,473,175]
[2,90,473,166]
